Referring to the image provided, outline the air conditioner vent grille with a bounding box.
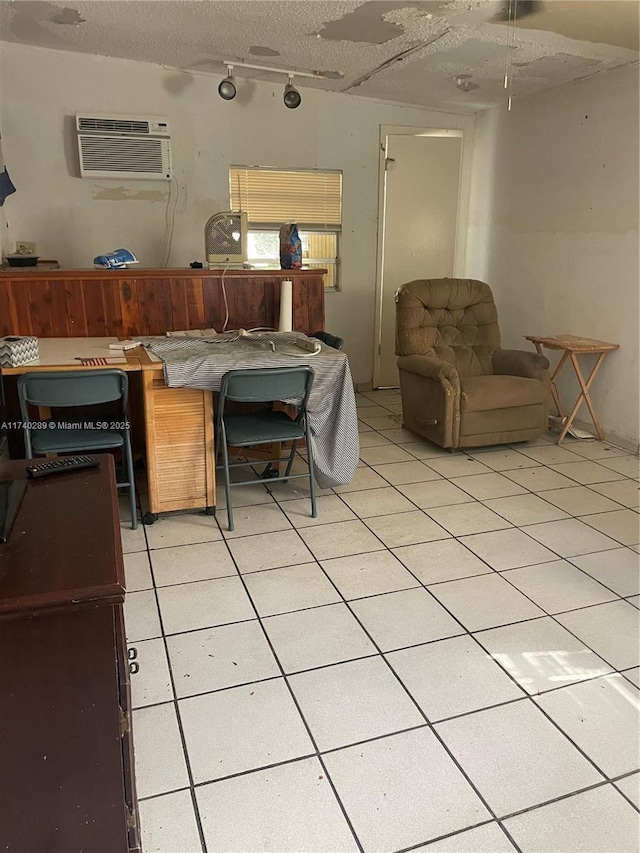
[78,117,150,134]
[79,136,163,173]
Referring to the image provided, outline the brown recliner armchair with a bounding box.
[396,279,551,449]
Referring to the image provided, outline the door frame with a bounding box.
[373,124,472,388]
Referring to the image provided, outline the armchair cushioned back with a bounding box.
[396,279,501,378]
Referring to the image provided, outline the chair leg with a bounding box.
[123,437,138,530]
[305,423,317,519]
[214,414,222,466]
[220,433,234,532]
[283,440,298,481]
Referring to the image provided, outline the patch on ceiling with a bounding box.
[423,37,501,67]
[318,70,346,80]
[51,6,86,25]
[515,53,601,77]
[316,1,406,44]
[249,46,281,57]
[316,1,449,44]
[6,0,71,41]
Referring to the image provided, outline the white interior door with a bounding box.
[376,133,463,388]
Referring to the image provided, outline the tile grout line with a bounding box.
[135,770,640,817]
[140,553,210,853]
[130,636,632,718]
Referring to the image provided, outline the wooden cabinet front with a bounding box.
[142,370,215,514]
[0,605,139,852]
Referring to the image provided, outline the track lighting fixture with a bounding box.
[283,76,301,109]
[218,60,323,109]
[218,65,237,100]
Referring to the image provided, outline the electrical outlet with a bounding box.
[15,241,36,255]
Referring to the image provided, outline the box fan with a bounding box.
[204,211,248,268]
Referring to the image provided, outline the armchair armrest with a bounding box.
[397,354,459,386]
[397,354,460,448]
[493,349,550,381]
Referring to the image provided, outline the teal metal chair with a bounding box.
[17,369,137,529]
[215,366,316,531]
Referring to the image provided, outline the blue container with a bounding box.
[279,224,302,269]
[94,248,139,269]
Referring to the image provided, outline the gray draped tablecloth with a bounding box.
[138,332,359,489]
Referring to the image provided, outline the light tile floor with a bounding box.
[123,390,640,853]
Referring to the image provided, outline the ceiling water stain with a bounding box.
[7,1,69,43]
[316,1,449,43]
[514,53,601,77]
[316,2,408,44]
[51,7,86,25]
[249,45,281,57]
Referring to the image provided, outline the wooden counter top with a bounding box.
[0,267,323,280]
[0,455,125,615]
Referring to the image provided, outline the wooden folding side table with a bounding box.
[525,335,619,444]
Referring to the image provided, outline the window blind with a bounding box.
[230,168,342,228]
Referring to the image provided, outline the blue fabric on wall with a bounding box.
[0,133,16,206]
[0,169,16,206]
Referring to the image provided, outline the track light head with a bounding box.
[283,75,301,109]
[218,65,236,101]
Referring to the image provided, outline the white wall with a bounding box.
[466,63,640,447]
[0,41,474,384]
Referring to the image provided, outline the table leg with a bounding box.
[557,351,607,443]
[533,341,567,418]
[548,349,570,419]
[571,351,607,439]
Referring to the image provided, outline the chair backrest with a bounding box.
[18,370,129,420]
[395,278,501,378]
[219,367,314,418]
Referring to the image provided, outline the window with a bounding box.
[230,167,342,289]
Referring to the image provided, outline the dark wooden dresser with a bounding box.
[0,455,140,852]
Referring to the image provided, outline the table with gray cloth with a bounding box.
[138,331,359,489]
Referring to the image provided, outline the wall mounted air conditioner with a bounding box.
[76,113,172,181]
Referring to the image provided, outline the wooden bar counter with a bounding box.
[0,268,325,520]
[0,267,325,338]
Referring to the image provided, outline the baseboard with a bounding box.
[549,411,639,455]
[593,427,639,455]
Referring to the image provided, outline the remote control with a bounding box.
[26,455,100,479]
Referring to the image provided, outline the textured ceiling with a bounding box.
[0,0,638,113]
